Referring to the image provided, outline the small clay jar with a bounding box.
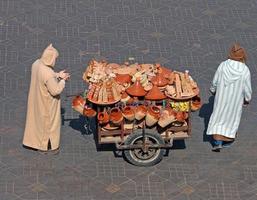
[109,107,124,126]
[122,106,135,121]
[115,74,132,84]
[72,96,86,114]
[97,111,109,125]
[176,111,188,122]
[145,106,161,126]
[83,105,97,117]
[135,105,147,120]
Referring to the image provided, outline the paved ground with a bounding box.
[1,0,257,199]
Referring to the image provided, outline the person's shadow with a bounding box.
[198,96,215,143]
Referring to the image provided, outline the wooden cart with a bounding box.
[94,99,192,167]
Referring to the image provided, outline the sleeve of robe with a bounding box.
[243,71,252,102]
[46,77,65,97]
[210,64,221,94]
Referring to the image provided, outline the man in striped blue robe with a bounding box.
[206,44,252,152]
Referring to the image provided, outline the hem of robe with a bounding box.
[213,134,234,141]
[23,139,60,151]
[206,131,237,140]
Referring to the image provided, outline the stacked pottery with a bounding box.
[97,111,109,125]
[122,106,135,121]
[109,107,124,126]
[134,105,147,120]
[158,107,176,128]
[83,105,97,117]
[145,105,161,127]
[120,91,133,104]
[72,96,86,114]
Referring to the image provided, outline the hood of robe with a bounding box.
[222,59,246,86]
[40,44,59,67]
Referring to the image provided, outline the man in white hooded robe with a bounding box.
[206,43,252,151]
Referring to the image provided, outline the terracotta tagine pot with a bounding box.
[135,105,147,120]
[109,107,124,126]
[176,111,188,122]
[97,111,109,125]
[83,105,97,118]
[145,84,166,100]
[150,71,169,87]
[145,105,161,126]
[191,95,202,111]
[120,91,133,103]
[115,74,132,85]
[126,78,147,97]
[72,96,86,114]
[122,106,135,121]
[158,107,176,128]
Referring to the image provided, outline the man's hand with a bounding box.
[58,70,70,81]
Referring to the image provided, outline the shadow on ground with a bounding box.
[199,95,214,143]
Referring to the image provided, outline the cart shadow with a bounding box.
[198,96,214,144]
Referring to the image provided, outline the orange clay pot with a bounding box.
[122,106,135,121]
[97,111,109,125]
[72,96,86,114]
[145,106,161,126]
[109,107,124,126]
[135,105,147,120]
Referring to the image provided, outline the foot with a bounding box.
[222,141,234,148]
[212,140,222,152]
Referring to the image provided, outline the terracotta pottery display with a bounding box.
[150,71,169,87]
[83,105,97,117]
[191,95,202,111]
[145,84,166,100]
[97,111,109,125]
[176,111,188,122]
[109,107,124,126]
[122,106,135,121]
[135,105,147,120]
[126,78,147,97]
[115,74,132,84]
[145,106,161,126]
[158,108,176,128]
[72,96,86,114]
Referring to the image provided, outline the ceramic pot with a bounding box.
[145,84,166,100]
[109,107,124,126]
[83,106,97,117]
[191,96,202,111]
[158,108,176,128]
[135,105,147,120]
[145,106,161,126]
[115,74,132,84]
[72,96,86,114]
[122,106,135,121]
[176,111,188,122]
[126,79,147,97]
[97,111,109,125]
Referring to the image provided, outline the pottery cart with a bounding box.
[72,60,201,166]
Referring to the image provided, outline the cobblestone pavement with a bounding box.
[1,0,257,199]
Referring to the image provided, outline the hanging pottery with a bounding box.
[191,95,202,111]
[145,106,161,126]
[97,111,109,125]
[109,107,124,126]
[135,105,147,120]
[122,106,135,121]
[83,105,97,118]
[176,111,188,122]
[72,96,86,114]
[158,108,176,128]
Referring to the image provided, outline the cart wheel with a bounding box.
[123,132,165,167]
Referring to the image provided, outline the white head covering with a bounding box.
[40,44,59,67]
